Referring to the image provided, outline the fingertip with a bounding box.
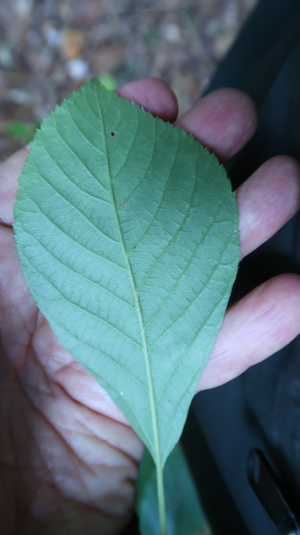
[197,273,300,392]
[238,155,300,260]
[115,77,178,123]
[175,88,257,162]
[238,273,300,361]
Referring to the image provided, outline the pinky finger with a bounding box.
[197,274,300,391]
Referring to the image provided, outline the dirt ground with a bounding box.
[0,0,258,162]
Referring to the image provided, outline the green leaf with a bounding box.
[6,120,37,143]
[14,78,239,532]
[136,445,212,535]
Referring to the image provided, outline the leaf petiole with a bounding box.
[156,464,167,535]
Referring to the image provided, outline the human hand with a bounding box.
[1,77,300,535]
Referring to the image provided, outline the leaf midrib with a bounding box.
[96,88,162,465]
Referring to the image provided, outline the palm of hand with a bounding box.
[1,78,300,535]
[0,218,142,534]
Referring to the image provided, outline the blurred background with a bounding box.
[0,0,259,162]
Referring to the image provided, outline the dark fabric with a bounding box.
[206,0,300,106]
[233,20,300,519]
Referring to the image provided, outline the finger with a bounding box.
[115,77,178,122]
[0,145,30,227]
[197,274,300,391]
[238,155,300,260]
[175,88,257,162]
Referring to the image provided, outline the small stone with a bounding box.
[0,45,15,69]
[66,59,89,81]
[9,88,33,105]
[162,23,181,43]
[43,23,61,48]
[14,0,33,19]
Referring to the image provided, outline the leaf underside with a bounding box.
[14,79,239,467]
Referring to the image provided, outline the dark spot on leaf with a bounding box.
[122,205,126,209]
[133,246,136,249]
[111,131,115,136]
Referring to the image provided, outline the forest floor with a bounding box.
[0,0,258,162]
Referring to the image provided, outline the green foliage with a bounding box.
[98,72,118,90]
[136,444,212,535]
[7,120,39,143]
[14,79,239,533]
